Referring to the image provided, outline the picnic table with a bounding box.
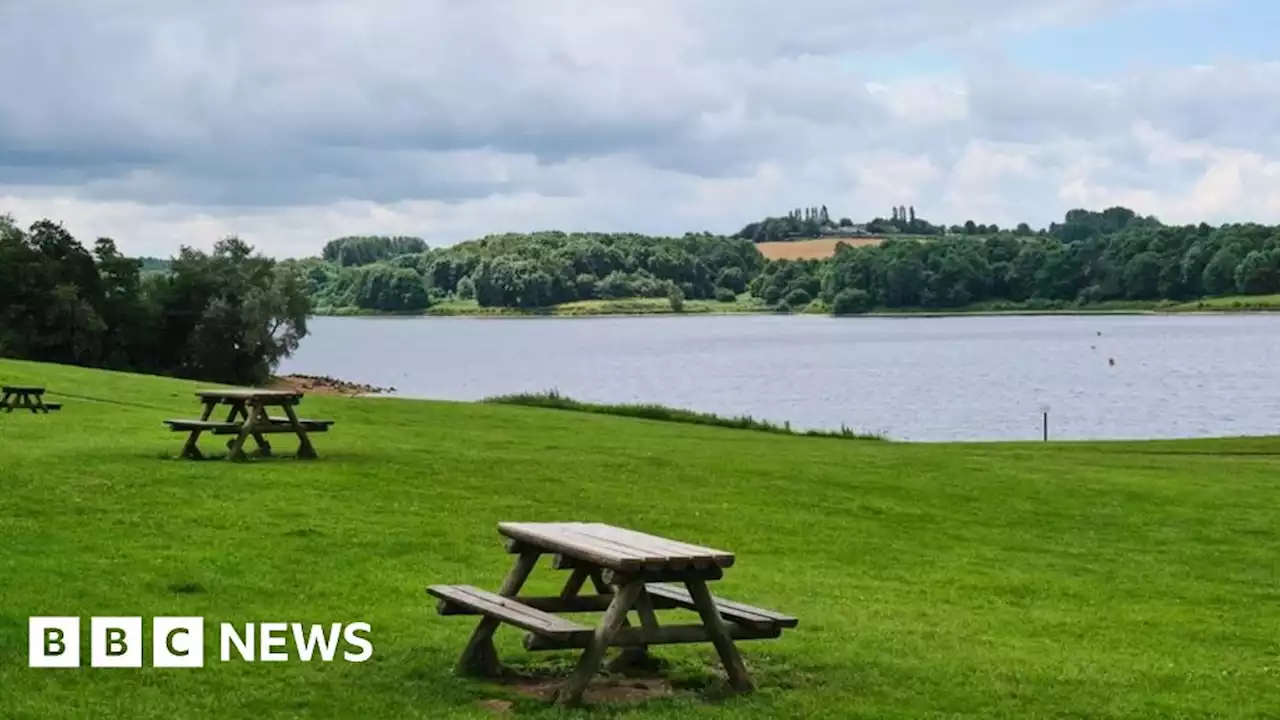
[164,389,333,461]
[428,521,797,706]
[1,386,61,413]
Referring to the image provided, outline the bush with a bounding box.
[774,299,792,314]
[668,285,685,312]
[714,287,737,303]
[716,267,747,294]
[784,288,812,306]
[832,288,872,315]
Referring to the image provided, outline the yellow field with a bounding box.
[756,237,884,260]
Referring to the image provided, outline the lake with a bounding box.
[278,314,1280,442]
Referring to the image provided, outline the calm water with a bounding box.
[278,314,1280,442]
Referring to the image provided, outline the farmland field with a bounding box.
[755,237,884,260]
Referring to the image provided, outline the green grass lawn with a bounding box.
[1165,294,1280,312]
[3,359,1280,718]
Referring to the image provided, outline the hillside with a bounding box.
[2,359,1279,718]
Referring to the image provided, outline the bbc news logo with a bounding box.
[29,617,372,668]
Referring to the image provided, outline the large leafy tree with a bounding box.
[152,237,311,385]
[1,215,313,386]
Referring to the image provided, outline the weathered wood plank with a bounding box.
[524,623,782,651]
[207,421,332,435]
[498,522,652,571]
[600,566,724,586]
[165,420,240,432]
[556,525,672,570]
[436,593,687,615]
[196,388,301,401]
[644,583,798,629]
[427,585,594,641]
[498,522,735,572]
[574,523,735,569]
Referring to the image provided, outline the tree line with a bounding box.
[0,214,309,386]
[299,206,1280,315]
[5,205,1279,386]
[751,207,1280,314]
[303,231,764,312]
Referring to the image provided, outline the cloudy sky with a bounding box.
[2,0,1278,257]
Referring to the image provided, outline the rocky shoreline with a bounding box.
[269,374,395,397]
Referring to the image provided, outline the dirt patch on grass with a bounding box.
[477,699,514,714]
[267,374,394,397]
[501,676,675,704]
[757,237,883,260]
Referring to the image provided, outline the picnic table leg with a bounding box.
[575,568,651,671]
[554,566,652,672]
[458,550,540,677]
[224,402,271,457]
[607,587,659,673]
[180,429,205,460]
[0,391,10,412]
[559,567,590,600]
[280,402,317,460]
[175,400,216,460]
[227,403,263,462]
[684,578,754,693]
[555,579,645,706]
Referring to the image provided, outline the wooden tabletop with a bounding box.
[498,522,735,572]
[2,386,44,393]
[196,389,301,401]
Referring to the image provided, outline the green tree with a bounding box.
[667,284,685,312]
[832,288,872,315]
[154,237,312,385]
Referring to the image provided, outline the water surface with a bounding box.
[279,314,1280,442]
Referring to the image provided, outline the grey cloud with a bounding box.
[0,0,1183,210]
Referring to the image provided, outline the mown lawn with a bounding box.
[2,358,1279,718]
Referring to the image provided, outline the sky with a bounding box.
[2,0,1279,258]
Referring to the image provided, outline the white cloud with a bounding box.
[1,0,1277,257]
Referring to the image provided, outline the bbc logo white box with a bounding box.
[29,617,80,668]
[153,617,205,667]
[90,616,143,668]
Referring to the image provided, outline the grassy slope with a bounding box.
[2,359,1280,719]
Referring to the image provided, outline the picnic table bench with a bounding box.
[428,521,797,706]
[164,389,333,461]
[1,386,61,413]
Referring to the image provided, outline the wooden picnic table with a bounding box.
[428,521,797,706]
[164,389,333,461]
[1,386,61,413]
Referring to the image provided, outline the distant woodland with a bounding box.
[292,206,1280,314]
[4,204,1280,389]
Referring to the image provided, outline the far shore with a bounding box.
[313,294,1280,320]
